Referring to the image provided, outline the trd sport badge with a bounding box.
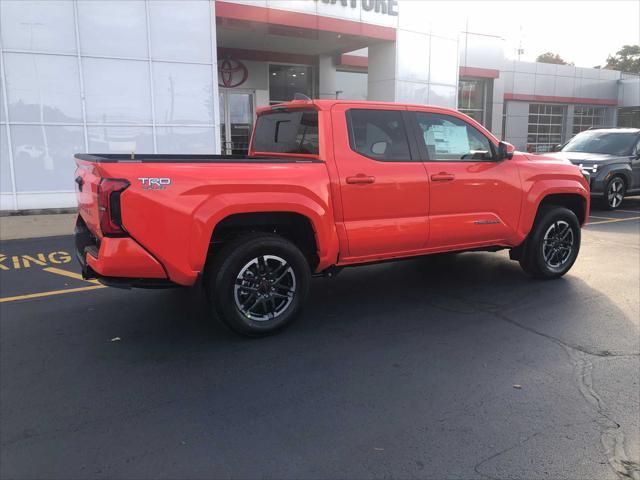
[138,177,171,190]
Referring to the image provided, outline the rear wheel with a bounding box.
[205,233,311,337]
[519,206,581,279]
[603,176,625,210]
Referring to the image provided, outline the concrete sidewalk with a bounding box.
[0,214,76,241]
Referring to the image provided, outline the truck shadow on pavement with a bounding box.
[124,250,638,359]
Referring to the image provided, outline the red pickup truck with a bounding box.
[75,99,589,336]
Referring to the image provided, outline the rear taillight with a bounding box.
[98,178,129,236]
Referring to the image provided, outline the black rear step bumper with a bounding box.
[74,216,180,290]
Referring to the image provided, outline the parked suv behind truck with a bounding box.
[75,100,590,337]
[549,127,640,209]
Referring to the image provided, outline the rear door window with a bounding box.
[346,109,412,161]
[252,110,319,154]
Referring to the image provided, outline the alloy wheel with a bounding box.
[542,220,574,269]
[607,178,624,209]
[234,255,296,321]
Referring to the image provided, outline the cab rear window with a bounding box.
[252,110,319,154]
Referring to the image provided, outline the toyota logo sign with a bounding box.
[218,57,249,88]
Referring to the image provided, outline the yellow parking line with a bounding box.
[43,266,100,284]
[0,285,105,304]
[588,216,640,225]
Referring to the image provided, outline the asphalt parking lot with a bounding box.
[1,200,639,480]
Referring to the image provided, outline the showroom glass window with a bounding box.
[415,112,494,161]
[572,106,606,135]
[458,79,485,125]
[346,109,411,161]
[269,65,313,104]
[527,104,565,153]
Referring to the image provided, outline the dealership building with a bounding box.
[0,0,639,211]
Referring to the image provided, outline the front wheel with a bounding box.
[519,207,581,279]
[604,176,626,210]
[205,233,311,337]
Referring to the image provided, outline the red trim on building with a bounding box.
[340,54,369,68]
[504,93,617,106]
[459,66,500,79]
[215,1,396,41]
[218,47,315,66]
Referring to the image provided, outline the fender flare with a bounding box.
[188,191,340,273]
[519,179,589,237]
[597,163,633,189]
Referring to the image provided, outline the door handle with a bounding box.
[431,173,455,182]
[75,176,84,191]
[346,174,376,185]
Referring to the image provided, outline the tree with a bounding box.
[604,45,640,73]
[536,52,573,65]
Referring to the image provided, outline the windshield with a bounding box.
[562,131,637,156]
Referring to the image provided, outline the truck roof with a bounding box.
[256,99,462,115]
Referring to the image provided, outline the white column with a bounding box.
[210,0,221,154]
[318,55,339,99]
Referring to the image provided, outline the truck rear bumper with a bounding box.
[75,216,179,289]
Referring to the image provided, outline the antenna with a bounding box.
[293,93,312,101]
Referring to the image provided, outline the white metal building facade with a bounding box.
[1,0,638,212]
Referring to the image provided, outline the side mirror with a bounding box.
[497,141,514,160]
[551,144,562,152]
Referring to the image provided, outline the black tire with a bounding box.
[603,175,626,210]
[519,206,581,279]
[205,233,311,337]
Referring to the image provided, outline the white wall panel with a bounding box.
[4,53,82,123]
[396,80,429,105]
[149,1,211,63]
[16,192,76,210]
[1,126,12,193]
[10,125,83,192]
[534,75,555,96]
[87,126,154,153]
[0,0,76,54]
[0,70,6,123]
[156,127,215,153]
[512,72,535,95]
[428,84,457,108]
[555,76,575,97]
[78,0,148,58]
[153,62,214,125]
[83,58,151,124]
[396,30,429,82]
[429,36,458,86]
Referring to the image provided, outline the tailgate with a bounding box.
[74,159,102,237]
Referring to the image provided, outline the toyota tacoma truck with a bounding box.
[75,99,590,337]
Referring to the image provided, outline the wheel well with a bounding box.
[608,173,628,189]
[538,194,587,224]
[209,212,319,269]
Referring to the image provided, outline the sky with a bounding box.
[412,0,640,68]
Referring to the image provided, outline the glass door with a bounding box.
[219,90,255,155]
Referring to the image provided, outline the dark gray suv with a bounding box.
[548,128,640,209]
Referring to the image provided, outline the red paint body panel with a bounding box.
[75,100,589,287]
[86,237,166,279]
